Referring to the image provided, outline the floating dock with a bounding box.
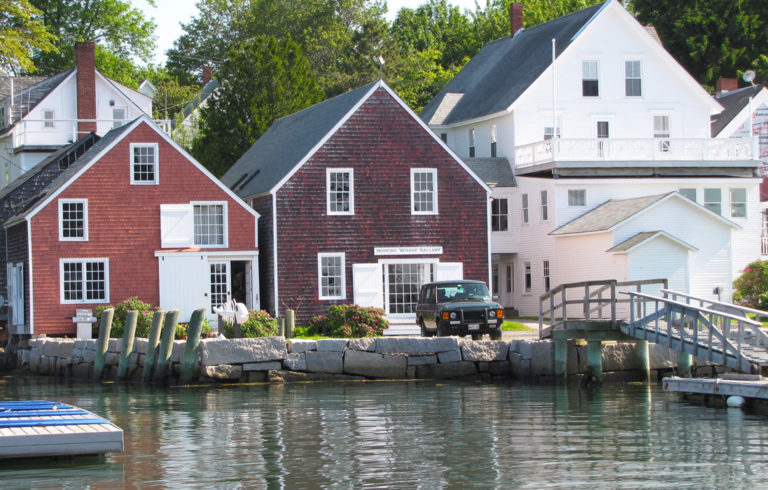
[663,375,768,400]
[0,400,123,459]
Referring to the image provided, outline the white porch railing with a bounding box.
[514,137,755,168]
[11,118,172,148]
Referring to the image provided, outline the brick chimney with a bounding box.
[716,77,738,93]
[510,2,523,37]
[203,65,212,86]
[75,41,97,135]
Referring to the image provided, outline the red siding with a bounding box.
[29,122,257,335]
[274,88,488,324]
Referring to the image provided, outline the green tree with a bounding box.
[29,0,156,74]
[388,48,465,112]
[191,36,323,177]
[0,0,57,74]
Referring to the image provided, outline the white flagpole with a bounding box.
[552,38,557,140]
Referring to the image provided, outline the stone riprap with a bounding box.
[12,336,685,384]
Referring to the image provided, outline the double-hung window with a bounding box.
[582,60,599,97]
[521,193,529,224]
[318,253,345,300]
[654,115,670,153]
[469,128,476,157]
[730,188,747,218]
[60,258,109,303]
[411,168,437,214]
[543,260,551,293]
[568,189,586,207]
[704,188,722,215]
[113,107,127,129]
[193,202,226,246]
[541,190,549,221]
[625,60,642,96]
[492,198,508,231]
[59,199,88,241]
[130,143,159,184]
[43,109,55,128]
[524,262,532,292]
[327,168,354,215]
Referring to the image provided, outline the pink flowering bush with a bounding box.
[223,309,279,338]
[308,305,388,338]
[733,260,768,310]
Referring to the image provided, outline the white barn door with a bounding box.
[353,263,383,309]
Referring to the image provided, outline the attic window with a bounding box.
[130,143,159,185]
[582,60,599,97]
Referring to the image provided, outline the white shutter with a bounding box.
[353,263,383,308]
[436,262,463,281]
[160,204,194,248]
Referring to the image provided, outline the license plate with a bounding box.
[468,324,480,331]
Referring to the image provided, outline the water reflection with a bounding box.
[2,375,768,488]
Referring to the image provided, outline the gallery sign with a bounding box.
[374,246,443,256]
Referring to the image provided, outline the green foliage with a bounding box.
[223,310,280,338]
[191,36,323,177]
[390,48,465,112]
[733,260,768,310]
[309,305,388,338]
[0,0,57,74]
[96,297,158,339]
[175,318,212,339]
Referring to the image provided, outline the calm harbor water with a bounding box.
[1,375,767,488]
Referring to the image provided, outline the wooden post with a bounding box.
[637,340,650,382]
[554,339,568,378]
[181,308,206,384]
[610,281,617,326]
[154,310,179,383]
[117,310,138,381]
[285,309,295,338]
[142,311,166,383]
[677,351,693,378]
[93,308,114,381]
[587,340,603,382]
[278,317,285,337]
[584,283,590,320]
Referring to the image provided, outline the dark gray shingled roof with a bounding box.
[221,80,379,199]
[6,120,136,226]
[464,158,516,187]
[0,75,49,101]
[550,193,671,235]
[171,79,220,129]
[711,84,765,136]
[606,230,696,253]
[419,2,605,126]
[0,69,75,131]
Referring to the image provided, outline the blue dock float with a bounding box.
[0,400,123,459]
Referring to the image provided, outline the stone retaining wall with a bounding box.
[11,336,680,383]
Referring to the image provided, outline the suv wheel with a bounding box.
[419,321,431,337]
[437,324,449,337]
[490,328,502,341]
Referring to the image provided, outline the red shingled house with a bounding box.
[5,115,259,336]
[221,80,491,326]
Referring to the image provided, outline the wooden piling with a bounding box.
[93,308,114,381]
[638,340,650,381]
[587,340,603,381]
[116,310,138,381]
[554,339,567,377]
[180,308,206,384]
[141,311,166,383]
[154,310,179,383]
[677,351,693,378]
[285,309,295,338]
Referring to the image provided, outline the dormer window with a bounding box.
[582,60,599,97]
[130,143,159,185]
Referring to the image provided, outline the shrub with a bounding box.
[733,260,768,310]
[223,309,279,338]
[308,304,388,338]
[96,297,158,338]
[175,318,212,339]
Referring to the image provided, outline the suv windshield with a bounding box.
[436,283,491,302]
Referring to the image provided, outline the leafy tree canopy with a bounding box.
[0,0,57,74]
[191,36,323,177]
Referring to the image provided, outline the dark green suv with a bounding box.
[415,280,503,340]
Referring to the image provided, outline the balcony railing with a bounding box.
[514,137,755,168]
[10,118,172,148]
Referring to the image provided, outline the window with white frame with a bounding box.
[469,128,476,157]
[654,115,670,152]
[506,264,513,293]
[544,126,561,140]
[541,190,548,221]
[492,198,508,231]
[704,188,722,215]
[679,188,696,201]
[327,168,354,215]
[43,109,55,128]
[411,168,437,214]
[625,60,642,96]
[491,125,497,157]
[524,262,532,292]
[318,253,345,300]
[193,203,226,246]
[596,120,609,157]
[582,60,599,96]
[521,193,529,224]
[130,143,159,184]
[61,259,108,303]
[543,260,551,293]
[59,199,88,241]
[730,188,747,218]
[568,189,586,206]
[113,107,127,129]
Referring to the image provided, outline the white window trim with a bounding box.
[521,193,529,224]
[540,190,549,222]
[624,58,643,97]
[410,168,438,215]
[568,189,587,207]
[192,201,228,248]
[326,168,354,215]
[130,142,159,185]
[730,187,747,219]
[58,198,89,241]
[59,258,110,304]
[581,59,600,97]
[113,106,128,129]
[42,108,55,128]
[318,252,346,300]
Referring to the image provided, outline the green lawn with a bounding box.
[502,321,536,331]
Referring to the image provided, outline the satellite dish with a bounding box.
[743,70,756,84]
